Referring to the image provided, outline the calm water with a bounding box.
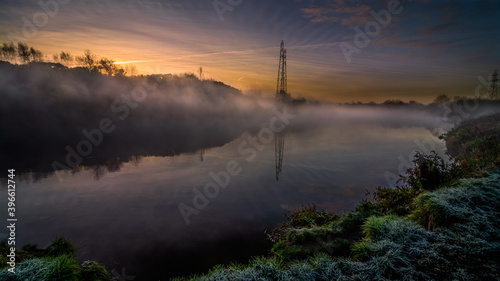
[0,117,447,280]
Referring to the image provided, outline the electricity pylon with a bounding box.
[275,134,284,181]
[275,40,289,181]
[276,40,289,104]
[489,70,498,100]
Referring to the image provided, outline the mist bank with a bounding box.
[1,61,499,180]
[0,61,267,178]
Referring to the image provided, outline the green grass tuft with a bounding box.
[0,255,79,281]
[79,260,111,281]
[45,236,77,258]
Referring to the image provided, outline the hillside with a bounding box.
[0,61,264,178]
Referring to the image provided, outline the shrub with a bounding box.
[45,236,76,258]
[445,112,500,175]
[401,151,457,191]
[20,243,45,259]
[44,255,79,281]
[0,255,79,281]
[79,260,111,281]
[372,186,422,216]
[0,256,7,270]
[267,203,338,242]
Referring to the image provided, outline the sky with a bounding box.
[1,0,499,103]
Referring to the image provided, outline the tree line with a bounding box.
[0,42,43,64]
[0,41,137,76]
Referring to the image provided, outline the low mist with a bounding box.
[1,61,498,180]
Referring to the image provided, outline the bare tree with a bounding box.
[17,42,31,63]
[433,94,450,104]
[124,65,138,76]
[30,47,43,62]
[77,50,98,72]
[59,51,72,64]
[98,58,118,76]
[1,42,17,63]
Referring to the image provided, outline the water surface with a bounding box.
[0,119,447,280]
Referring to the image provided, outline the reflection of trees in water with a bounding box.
[14,155,144,182]
[0,62,265,182]
[275,133,285,181]
[90,155,141,180]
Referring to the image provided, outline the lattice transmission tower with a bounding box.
[489,70,498,100]
[276,40,289,104]
[275,134,284,181]
[274,41,289,181]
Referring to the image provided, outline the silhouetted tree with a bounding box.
[30,47,43,62]
[98,58,117,76]
[382,99,405,106]
[1,42,17,63]
[17,42,31,63]
[124,65,138,76]
[59,51,72,64]
[433,94,450,104]
[77,50,98,72]
[183,73,197,79]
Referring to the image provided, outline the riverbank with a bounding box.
[173,112,500,280]
[1,113,499,281]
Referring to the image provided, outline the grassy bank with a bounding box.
[174,113,500,280]
[0,237,110,281]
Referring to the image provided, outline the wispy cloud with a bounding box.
[114,60,150,65]
[301,0,372,27]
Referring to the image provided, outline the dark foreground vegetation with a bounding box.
[170,113,500,280]
[0,236,110,281]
